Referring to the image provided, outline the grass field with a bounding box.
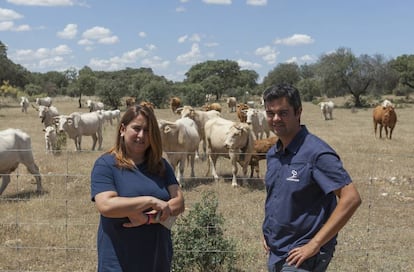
[0,96,413,271]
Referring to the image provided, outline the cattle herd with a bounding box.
[0,95,398,194]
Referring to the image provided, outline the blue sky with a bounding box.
[1,0,413,83]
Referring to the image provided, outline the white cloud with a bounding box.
[286,54,316,64]
[178,33,201,44]
[78,39,93,46]
[189,33,201,42]
[99,36,119,44]
[176,43,202,65]
[9,44,72,70]
[13,24,30,31]
[178,34,188,43]
[0,21,14,31]
[0,8,23,21]
[141,56,170,70]
[202,0,232,5]
[300,54,315,62]
[237,58,262,70]
[176,6,186,12]
[122,48,150,60]
[205,42,219,48]
[81,26,119,45]
[138,31,146,38]
[88,47,156,71]
[57,23,77,39]
[255,45,278,64]
[0,21,30,31]
[274,34,314,46]
[6,0,75,6]
[53,44,71,55]
[246,0,267,6]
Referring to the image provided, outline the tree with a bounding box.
[317,48,376,107]
[172,82,206,106]
[390,54,414,98]
[77,66,97,108]
[262,63,300,90]
[185,60,241,100]
[0,41,31,89]
[139,81,170,108]
[96,78,124,109]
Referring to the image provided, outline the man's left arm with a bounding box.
[287,182,362,267]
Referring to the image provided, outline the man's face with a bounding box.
[265,97,301,143]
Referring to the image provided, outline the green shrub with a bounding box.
[172,191,237,272]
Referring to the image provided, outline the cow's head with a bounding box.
[54,115,73,132]
[224,123,250,150]
[38,105,48,122]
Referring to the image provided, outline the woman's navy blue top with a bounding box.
[91,154,178,272]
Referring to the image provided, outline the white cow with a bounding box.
[110,109,121,123]
[20,96,29,113]
[35,97,52,107]
[0,128,42,195]
[177,106,221,160]
[55,112,103,151]
[43,125,57,153]
[244,108,270,140]
[204,117,255,187]
[87,99,104,112]
[97,109,121,125]
[247,100,255,108]
[158,117,200,185]
[319,101,335,120]
[97,109,114,125]
[381,99,393,109]
[226,97,237,113]
[37,105,59,128]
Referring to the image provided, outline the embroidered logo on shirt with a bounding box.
[286,170,299,182]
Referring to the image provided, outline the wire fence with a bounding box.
[0,149,413,271]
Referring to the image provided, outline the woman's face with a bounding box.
[120,114,151,159]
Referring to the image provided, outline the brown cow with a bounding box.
[249,136,278,178]
[170,96,182,114]
[201,102,222,112]
[373,105,397,139]
[139,101,155,110]
[236,103,250,122]
[125,97,136,108]
[226,97,237,112]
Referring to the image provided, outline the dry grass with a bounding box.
[0,96,413,271]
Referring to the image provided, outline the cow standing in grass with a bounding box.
[204,117,254,187]
[0,128,42,195]
[55,112,103,151]
[373,105,397,139]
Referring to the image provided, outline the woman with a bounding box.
[91,105,185,272]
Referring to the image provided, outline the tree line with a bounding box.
[1,41,413,109]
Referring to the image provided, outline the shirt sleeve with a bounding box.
[90,156,117,201]
[312,152,352,194]
[162,158,179,187]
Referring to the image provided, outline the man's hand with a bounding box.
[286,242,320,268]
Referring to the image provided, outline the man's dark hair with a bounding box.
[262,83,302,113]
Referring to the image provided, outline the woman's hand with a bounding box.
[123,212,148,228]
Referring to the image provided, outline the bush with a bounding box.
[172,191,237,272]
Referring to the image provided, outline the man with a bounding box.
[262,84,361,272]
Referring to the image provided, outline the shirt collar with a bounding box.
[274,125,309,155]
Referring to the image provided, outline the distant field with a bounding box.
[0,96,413,271]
